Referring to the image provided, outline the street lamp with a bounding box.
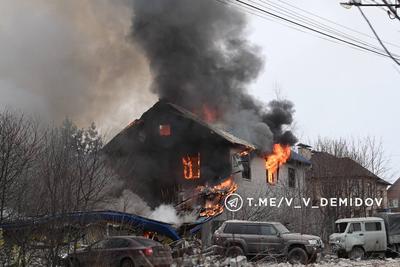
[340,0,400,19]
[340,0,400,8]
[340,0,361,9]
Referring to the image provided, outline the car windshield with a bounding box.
[335,222,348,233]
[274,223,290,234]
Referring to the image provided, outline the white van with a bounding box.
[329,217,387,259]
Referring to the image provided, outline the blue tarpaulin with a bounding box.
[0,210,181,241]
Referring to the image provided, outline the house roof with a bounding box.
[289,150,312,165]
[165,102,256,149]
[388,177,400,193]
[310,151,391,185]
[107,100,310,164]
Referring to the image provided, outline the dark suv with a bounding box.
[212,220,323,264]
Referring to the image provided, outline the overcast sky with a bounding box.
[245,0,400,182]
[0,0,399,182]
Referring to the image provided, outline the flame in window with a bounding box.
[159,124,171,136]
[182,153,200,179]
[265,144,291,185]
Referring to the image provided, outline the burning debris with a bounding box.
[197,177,238,217]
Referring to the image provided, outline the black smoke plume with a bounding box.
[131,0,297,151]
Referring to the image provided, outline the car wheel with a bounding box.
[337,250,347,258]
[309,253,317,263]
[120,258,134,267]
[225,246,244,258]
[349,247,364,260]
[287,247,308,264]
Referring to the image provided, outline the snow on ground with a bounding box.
[252,258,400,267]
[174,256,400,267]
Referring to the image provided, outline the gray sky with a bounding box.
[0,0,399,182]
[244,0,400,182]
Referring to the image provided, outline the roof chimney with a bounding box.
[297,143,312,160]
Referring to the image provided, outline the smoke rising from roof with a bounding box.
[0,0,296,149]
[131,0,297,150]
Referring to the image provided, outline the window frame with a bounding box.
[159,124,171,136]
[288,167,296,188]
[365,222,382,232]
[240,154,251,180]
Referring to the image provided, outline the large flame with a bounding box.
[198,177,238,217]
[265,144,291,184]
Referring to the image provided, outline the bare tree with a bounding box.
[313,136,391,178]
[309,136,391,241]
[0,116,117,266]
[0,110,42,222]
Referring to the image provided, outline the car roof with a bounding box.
[335,217,384,223]
[224,220,281,225]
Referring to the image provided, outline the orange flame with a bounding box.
[265,144,291,184]
[202,105,217,123]
[182,153,200,179]
[198,177,238,217]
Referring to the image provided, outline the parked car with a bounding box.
[212,220,323,264]
[329,214,400,260]
[65,236,172,267]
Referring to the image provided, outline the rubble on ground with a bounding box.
[170,240,400,267]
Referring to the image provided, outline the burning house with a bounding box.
[104,100,311,244]
[103,0,308,244]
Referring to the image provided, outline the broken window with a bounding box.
[240,154,251,180]
[182,153,200,179]
[288,168,296,188]
[159,124,171,136]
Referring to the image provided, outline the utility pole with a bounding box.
[340,0,400,20]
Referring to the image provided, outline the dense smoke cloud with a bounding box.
[0,0,155,133]
[131,0,297,150]
[0,0,297,149]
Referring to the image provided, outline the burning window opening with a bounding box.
[265,144,291,185]
[266,169,278,185]
[159,124,171,136]
[182,153,200,179]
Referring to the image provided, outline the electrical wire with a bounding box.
[249,0,393,53]
[216,0,392,58]
[221,0,400,60]
[356,4,400,65]
[268,0,400,49]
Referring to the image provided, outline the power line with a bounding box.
[249,0,394,53]
[272,0,400,49]
[227,0,400,60]
[382,0,400,21]
[217,0,390,57]
[356,4,400,65]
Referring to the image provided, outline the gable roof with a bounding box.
[388,177,400,192]
[165,102,256,149]
[310,151,390,185]
[105,100,309,164]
